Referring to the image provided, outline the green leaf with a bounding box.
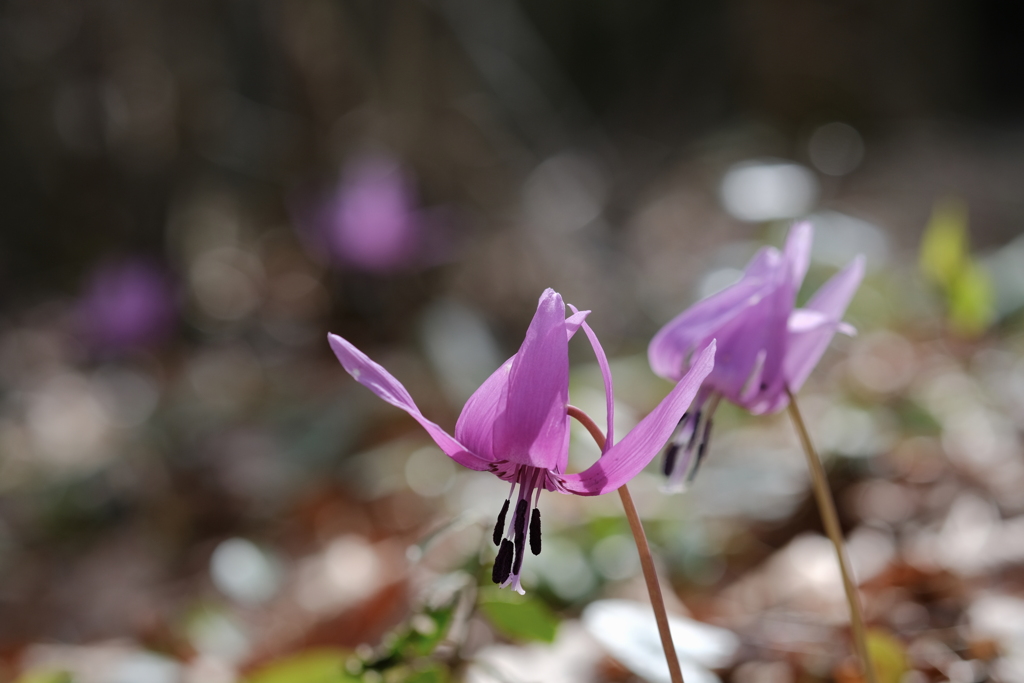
[396,606,455,658]
[917,198,994,336]
[364,603,456,671]
[479,594,559,643]
[919,197,968,289]
[14,671,73,683]
[948,258,995,336]
[867,628,909,683]
[405,663,450,683]
[244,649,355,683]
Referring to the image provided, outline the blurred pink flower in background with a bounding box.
[295,152,450,273]
[649,222,864,490]
[75,257,176,352]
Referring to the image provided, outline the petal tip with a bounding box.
[327,332,353,358]
[536,288,566,318]
[539,287,562,303]
[789,220,813,243]
[697,338,717,367]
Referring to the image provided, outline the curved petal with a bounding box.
[703,270,790,407]
[454,355,513,461]
[783,255,864,393]
[561,340,716,495]
[739,222,810,408]
[565,309,590,338]
[493,289,570,469]
[788,308,831,333]
[783,221,813,292]
[648,276,765,381]
[328,333,490,471]
[455,307,590,461]
[742,245,783,279]
[570,304,614,451]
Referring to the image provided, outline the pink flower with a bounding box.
[76,258,176,352]
[294,153,450,273]
[648,222,863,489]
[330,288,715,592]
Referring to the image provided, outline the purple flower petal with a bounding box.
[328,333,490,471]
[742,245,783,279]
[783,255,864,392]
[456,307,590,462]
[455,355,513,462]
[560,340,716,495]
[565,308,590,338]
[584,321,615,449]
[788,308,832,333]
[493,289,571,470]
[702,264,790,408]
[648,276,765,381]
[783,220,813,292]
[570,304,615,451]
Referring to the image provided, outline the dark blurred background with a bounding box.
[4,1,1024,682]
[4,0,1024,297]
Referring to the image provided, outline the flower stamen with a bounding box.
[529,508,542,555]
[661,394,720,492]
[512,499,528,575]
[489,466,547,589]
[492,498,510,546]
[492,539,514,583]
[688,416,714,484]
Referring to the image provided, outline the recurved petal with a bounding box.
[803,254,865,318]
[565,308,590,338]
[493,289,571,470]
[648,276,764,381]
[570,304,614,451]
[328,333,490,471]
[788,308,832,333]
[783,255,864,392]
[561,340,716,495]
[783,221,813,291]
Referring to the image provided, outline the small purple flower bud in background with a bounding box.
[75,257,176,352]
[294,152,450,273]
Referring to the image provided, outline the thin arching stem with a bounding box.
[567,405,684,683]
[785,387,877,683]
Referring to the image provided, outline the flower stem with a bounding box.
[616,485,684,683]
[785,388,876,683]
[567,405,684,683]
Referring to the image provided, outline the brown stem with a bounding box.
[785,387,877,683]
[567,405,684,683]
